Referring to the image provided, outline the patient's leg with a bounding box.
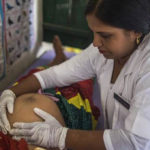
[7,93,65,150]
[49,35,67,67]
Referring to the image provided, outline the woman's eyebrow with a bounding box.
[96,31,113,35]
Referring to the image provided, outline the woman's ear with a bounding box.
[132,31,143,39]
[128,31,142,42]
[135,32,142,39]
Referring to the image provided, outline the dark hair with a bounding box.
[85,0,150,34]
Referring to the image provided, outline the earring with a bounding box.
[136,37,140,45]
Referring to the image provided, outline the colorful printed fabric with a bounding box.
[43,79,100,130]
[0,132,28,150]
[15,66,100,130]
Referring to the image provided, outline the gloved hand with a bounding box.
[10,108,68,150]
[0,89,16,133]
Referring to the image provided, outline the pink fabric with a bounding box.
[38,89,59,102]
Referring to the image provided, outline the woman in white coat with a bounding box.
[1,0,150,149]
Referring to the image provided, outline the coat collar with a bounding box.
[124,32,150,75]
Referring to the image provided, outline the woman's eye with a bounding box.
[97,32,112,39]
[101,34,111,39]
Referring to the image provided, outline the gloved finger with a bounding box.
[34,108,61,124]
[0,108,11,131]
[13,122,40,129]
[34,108,52,121]
[9,128,33,136]
[0,120,7,134]
[12,135,34,142]
[7,100,14,114]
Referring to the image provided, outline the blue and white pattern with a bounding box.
[4,0,35,65]
[0,0,6,80]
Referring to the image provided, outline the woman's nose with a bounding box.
[93,34,103,47]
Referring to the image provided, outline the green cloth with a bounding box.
[43,88,93,130]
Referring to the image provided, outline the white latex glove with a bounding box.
[10,108,68,150]
[0,89,16,133]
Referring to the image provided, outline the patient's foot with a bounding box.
[49,35,67,66]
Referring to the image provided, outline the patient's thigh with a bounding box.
[7,93,65,127]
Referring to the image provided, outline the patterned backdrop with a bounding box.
[0,0,35,80]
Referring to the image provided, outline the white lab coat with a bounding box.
[35,32,150,150]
